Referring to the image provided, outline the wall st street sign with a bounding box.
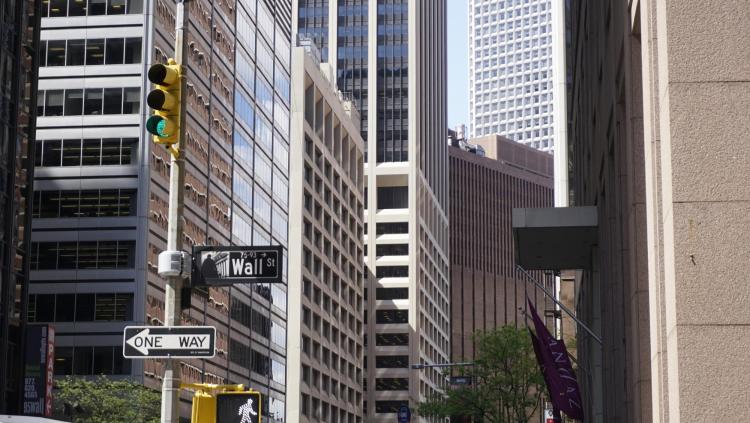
[122,326,215,358]
[192,246,283,286]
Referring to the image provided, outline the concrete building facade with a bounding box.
[564,0,750,421]
[286,42,366,422]
[29,0,292,419]
[468,0,556,153]
[449,134,555,363]
[295,1,450,420]
[0,0,41,412]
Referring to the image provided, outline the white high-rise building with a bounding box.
[469,0,555,153]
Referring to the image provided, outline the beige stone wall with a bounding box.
[641,1,750,421]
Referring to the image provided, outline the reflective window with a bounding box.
[375,355,408,368]
[375,309,408,324]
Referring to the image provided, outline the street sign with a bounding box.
[216,392,262,423]
[192,246,283,286]
[449,375,473,385]
[122,326,215,358]
[397,405,411,423]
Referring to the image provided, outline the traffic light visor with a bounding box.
[148,63,179,86]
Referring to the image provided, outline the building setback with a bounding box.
[29,0,292,420]
[286,42,366,422]
[0,0,42,413]
[448,134,554,362]
[562,0,750,421]
[296,0,450,420]
[468,0,556,152]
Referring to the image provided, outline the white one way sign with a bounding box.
[122,326,216,359]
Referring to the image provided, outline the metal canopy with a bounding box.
[512,207,598,270]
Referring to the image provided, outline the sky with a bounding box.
[447,0,469,129]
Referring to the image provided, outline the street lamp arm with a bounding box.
[411,361,475,369]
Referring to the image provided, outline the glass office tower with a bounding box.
[0,0,41,412]
[30,0,292,420]
[295,1,449,421]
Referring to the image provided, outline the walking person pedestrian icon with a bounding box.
[238,397,258,423]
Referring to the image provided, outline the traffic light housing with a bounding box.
[146,58,182,149]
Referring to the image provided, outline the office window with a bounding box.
[66,40,85,65]
[30,240,136,270]
[89,0,106,14]
[107,0,125,14]
[375,287,408,300]
[45,90,64,116]
[103,88,123,114]
[84,88,103,114]
[85,39,105,65]
[375,222,408,235]
[376,186,408,209]
[105,38,124,64]
[46,40,66,66]
[376,244,408,256]
[64,89,83,115]
[256,75,274,116]
[376,378,408,391]
[376,266,408,278]
[375,355,408,368]
[375,309,408,324]
[124,38,142,63]
[375,333,409,346]
[29,292,134,323]
[122,87,140,114]
[54,346,130,375]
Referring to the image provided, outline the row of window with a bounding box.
[37,88,141,117]
[228,339,286,385]
[40,37,142,67]
[29,292,133,323]
[230,299,286,348]
[36,138,137,167]
[375,266,408,278]
[375,287,408,300]
[42,0,143,17]
[30,240,135,270]
[54,346,131,376]
[375,309,407,324]
[32,189,136,219]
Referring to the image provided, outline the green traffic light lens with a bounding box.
[156,119,168,136]
[146,115,170,137]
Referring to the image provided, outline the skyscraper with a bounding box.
[296,1,450,420]
[286,41,366,422]
[0,0,42,412]
[30,0,291,419]
[468,0,555,152]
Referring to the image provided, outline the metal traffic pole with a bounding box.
[160,0,188,421]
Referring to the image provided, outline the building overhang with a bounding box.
[512,207,598,270]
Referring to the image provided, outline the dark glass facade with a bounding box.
[297,0,330,60]
[375,0,408,162]
[336,0,368,143]
[0,0,41,413]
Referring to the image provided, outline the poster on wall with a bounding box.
[23,324,55,416]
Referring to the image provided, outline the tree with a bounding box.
[418,326,544,423]
[52,376,161,423]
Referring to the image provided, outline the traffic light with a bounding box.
[190,389,216,423]
[146,58,182,149]
[216,391,261,423]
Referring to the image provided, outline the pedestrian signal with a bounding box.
[216,391,261,423]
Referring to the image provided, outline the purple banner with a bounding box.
[528,300,584,421]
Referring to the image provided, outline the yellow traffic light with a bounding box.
[146,58,182,150]
[190,389,216,423]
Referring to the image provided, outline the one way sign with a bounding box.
[122,326,216,359]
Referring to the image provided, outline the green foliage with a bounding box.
[52,376,161,423]
[418,326,544,423]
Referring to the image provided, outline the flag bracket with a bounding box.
[516,264,602,345]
